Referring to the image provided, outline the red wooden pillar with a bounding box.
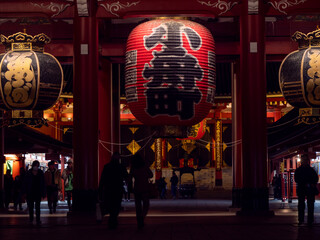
[72,1,99,212]
[239,0,270,213]
[286,158,291,171]
[162,139,167,168]
[98,58,112,178]
[112,64,121,154]
[232,60,243,207]
[60,155,65,201]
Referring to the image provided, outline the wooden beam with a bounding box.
[0,0,319,19]
[0,0,75,18]
[0,41,297,58]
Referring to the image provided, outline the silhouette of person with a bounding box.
[4,169,13,209]
[159,177,167,199]
[130,154,153,228]
[62,160,73,211]
[99,152,128,229]
[25,160,46,225]
[44,161,61,214]
[170,171,179,199]
[13,167,26,211]
[294,154,319,226]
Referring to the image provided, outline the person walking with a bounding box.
[99,152,128,229]
[159,177,167,199]
[4,169,14,209]
[294,154,319,226]
[130,154,153,229]
[25,160,46,225]
[13,167,26,211]
[170,171,179,199]
[62,160,73,211]
[44,161,61,214]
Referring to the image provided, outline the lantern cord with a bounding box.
[99,134,154,157]
[99,131,157,145]
[197,138,242,146]
[196,140,242,149]
[99,141,113,154]
[47,122,65,131]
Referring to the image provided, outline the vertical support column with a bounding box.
[98,58,112,178]
[239,0,270,214]
[286,158,291,171]
[112,64,121,154]
[162,139,167,168]
[60,155,65,201]
[53,102,63,141]
[72,2,99,212]
[232,60,243,208]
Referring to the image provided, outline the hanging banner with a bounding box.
[215,119,222,171]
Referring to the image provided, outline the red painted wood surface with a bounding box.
[1,0,319,18]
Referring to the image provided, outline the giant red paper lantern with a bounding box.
[125,19,215,126]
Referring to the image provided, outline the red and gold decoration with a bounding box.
[279,28,320,124]
[215,119,222,186]
[180,119,206,140]
[0,32,63,126]
[155,138,162,180]
[125,19,215,129]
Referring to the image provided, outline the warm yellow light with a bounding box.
[4,154,18,160]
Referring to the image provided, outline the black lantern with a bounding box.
[0,32,63,126]
[279,29,320,124]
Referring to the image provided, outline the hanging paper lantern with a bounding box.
[125,19,215,127]
[178,119,206,140]
[0,32,63,125]
[279,29,320,108]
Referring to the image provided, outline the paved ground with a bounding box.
[1,198,320,240]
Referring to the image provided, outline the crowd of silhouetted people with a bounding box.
[3,159,73,225]
[2,152,319,228]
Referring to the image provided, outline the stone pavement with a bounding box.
[0,199,320,240]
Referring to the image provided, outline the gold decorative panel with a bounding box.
[126,140,141,155]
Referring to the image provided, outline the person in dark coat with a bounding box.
[130,154,153,229]
[44,161,61,214]
[170,171,179,199]
[62,160,73,211]
[25,160,46,225]
[4,169,14,209]
[159,177,167,199]
[13,167,26,211]
[294,154,319,226]
[98,152,128,229]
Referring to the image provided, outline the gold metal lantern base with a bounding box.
[3,110,47,127]
[297,108,320,125]
[152,125,188,138]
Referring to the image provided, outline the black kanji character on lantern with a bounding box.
[142,21,203,120]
